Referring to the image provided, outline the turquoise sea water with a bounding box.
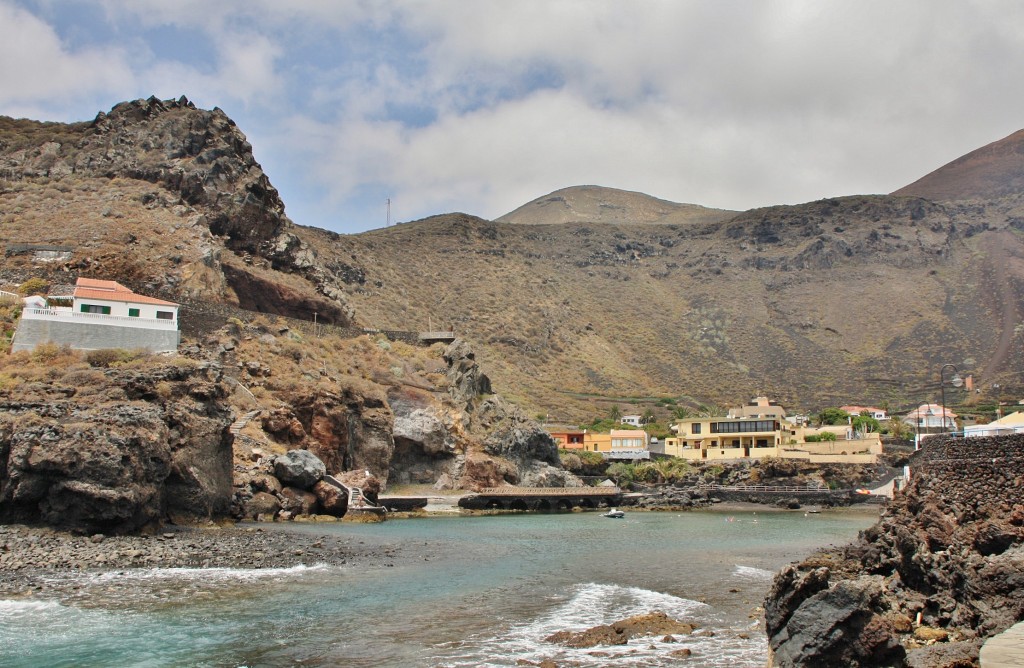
[0,508,877,667]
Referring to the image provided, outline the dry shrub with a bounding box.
[31,343,77,365]
[17,277,49,296]
[87,348,133,368]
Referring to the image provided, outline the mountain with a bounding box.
[496,185,737,226]
[892,129,1024,202]
[3,97,1024,425]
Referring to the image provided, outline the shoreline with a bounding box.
[0,521,407,599]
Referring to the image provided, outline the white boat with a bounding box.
[602,508,625,518]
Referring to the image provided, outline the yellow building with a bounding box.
[665,416,881,464]
[578,429,649,455]
[582,431,612,452]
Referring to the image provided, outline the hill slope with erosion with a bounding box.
[317,191,1024,420]
[2,98,1024,425]
[893,129,1024,202]
[496,185,737,226]
[0,98,572,532]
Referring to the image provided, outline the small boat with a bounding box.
[602,508,625,518]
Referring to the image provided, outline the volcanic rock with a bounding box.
[273,450,326,490]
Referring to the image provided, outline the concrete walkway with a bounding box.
[980,621,1024,667]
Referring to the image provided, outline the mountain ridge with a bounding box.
[496,184,738,226]
[3,97,1024,422]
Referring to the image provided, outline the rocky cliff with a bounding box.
[1,96,353,324]
[0,356,233,534]
[0,319,574,532]
[764,434,1024,667]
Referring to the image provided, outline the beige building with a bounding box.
[728,396,787,420]
[665,408,881,464]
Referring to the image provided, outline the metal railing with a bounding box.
[697,483,830,493]
[478,486,621,496]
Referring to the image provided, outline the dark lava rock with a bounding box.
[272,450,326,490]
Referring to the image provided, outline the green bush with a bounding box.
[17,277,49,296]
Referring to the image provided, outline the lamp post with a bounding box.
[940,363,963,435]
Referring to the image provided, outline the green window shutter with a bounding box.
[128,308,140,317]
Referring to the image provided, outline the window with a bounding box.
[692,423,701,434]
[80,304,110,314]
[156,311,174,320]
[128,308,140,318]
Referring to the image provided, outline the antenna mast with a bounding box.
[386,197,391,227]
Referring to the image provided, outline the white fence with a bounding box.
[19,307,178,331]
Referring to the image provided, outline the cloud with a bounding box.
[0,2,134,118]
[3,0,1024,232]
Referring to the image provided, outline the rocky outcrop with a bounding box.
[444,338,492,406]
[546,611,697,649]
[438,340,578,490]
[0,95,354,325]
[273,450,326,490]
[0,363,233,534]
[765,434,1024,667]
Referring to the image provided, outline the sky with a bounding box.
[1,1,1022,235]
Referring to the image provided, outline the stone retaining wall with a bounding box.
[11,318,180,353]
[911,434,1024,515]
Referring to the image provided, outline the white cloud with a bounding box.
[0,2,134,118]
[3,0,1024,232]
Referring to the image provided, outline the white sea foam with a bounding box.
[0,598,66,618]
[80,562,331,584]
[432,582,766,667]
[732,565,776,581]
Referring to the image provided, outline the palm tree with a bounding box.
[672,406,692,420]
[609,405,622,422]
[698,404,725,418]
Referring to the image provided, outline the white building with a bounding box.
[964,412,1024,438]
[620,415,642,427]
[11,278,180,353]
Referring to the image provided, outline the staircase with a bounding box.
[323,475,386,519]
[229,410,261,436]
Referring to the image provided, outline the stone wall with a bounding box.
[11,318,180,353]
[909,434,1024,517]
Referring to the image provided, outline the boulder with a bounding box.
[244,492,281,519]
[313,480,347,516]
[279,486,318,516]
[273,450,326,490]
[768,576,905,667]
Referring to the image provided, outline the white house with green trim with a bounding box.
[11,278,180,353]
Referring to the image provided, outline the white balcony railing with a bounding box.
[19,307,178,331]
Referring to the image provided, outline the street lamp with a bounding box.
[940,364,963,435]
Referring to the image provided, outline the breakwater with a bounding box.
[764,434,1024,667]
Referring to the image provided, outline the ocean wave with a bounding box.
[0,598,66,617]
[79,562,332,584]
[732,565,776,581]
[431,583,768,667]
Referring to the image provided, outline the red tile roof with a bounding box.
[73,278,178,307]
